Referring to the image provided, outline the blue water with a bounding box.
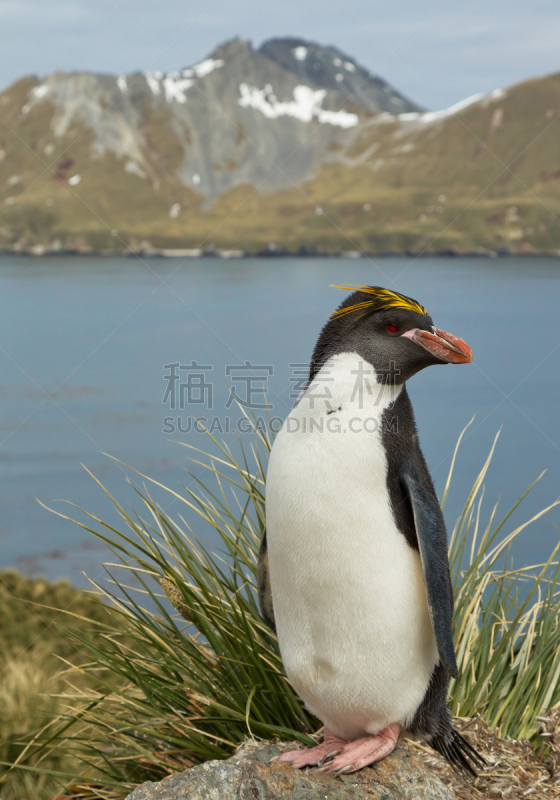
[2,254,560,587]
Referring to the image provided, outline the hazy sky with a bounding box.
[1,0,558,109]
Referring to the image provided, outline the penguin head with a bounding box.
[310,286,472,385]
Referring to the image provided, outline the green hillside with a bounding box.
[1,68,560,255]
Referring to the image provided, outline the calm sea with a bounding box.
[2,254,560,587]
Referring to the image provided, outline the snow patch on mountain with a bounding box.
[399,88,505,125]
[191,57,224,78]
[162,72,194,103]
[125,160,147,179]
[144,58,224,103]
[145,72,162,96]
[145,71,193,103]
[238,83,358,128]
[33,84,49,99]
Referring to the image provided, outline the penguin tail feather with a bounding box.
[431,728,487,777]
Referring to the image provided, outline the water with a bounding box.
[2,254,560,587]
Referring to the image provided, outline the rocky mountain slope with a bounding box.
[259,37,420,116]
[0,36,559,255]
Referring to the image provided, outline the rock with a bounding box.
[125,739,453,799]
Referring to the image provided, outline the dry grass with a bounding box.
[0,572,131,800]
[406,713,560,799]
[0,647,86,800]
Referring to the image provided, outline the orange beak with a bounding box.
[401,327,473,364]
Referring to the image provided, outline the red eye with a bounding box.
[387,323,399,334]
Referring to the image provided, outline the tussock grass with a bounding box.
[446,426,560,737]
[5,422,560,798]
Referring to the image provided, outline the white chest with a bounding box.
[265,352,438,739]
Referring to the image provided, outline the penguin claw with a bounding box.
[317,748,343,767]
[334,764,354,775]
[279,728,350,769]
[316,762,354,776]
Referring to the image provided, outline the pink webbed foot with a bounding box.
[317,723,401,774]
[278,728,349,768]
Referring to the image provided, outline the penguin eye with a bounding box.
[386,323,399,334]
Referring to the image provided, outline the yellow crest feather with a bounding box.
[330,285,428,320]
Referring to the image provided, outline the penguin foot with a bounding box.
[316,723,401,774]
[278,728,348,768]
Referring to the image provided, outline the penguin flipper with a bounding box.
[400,461,458,678]
[257,529,276,632]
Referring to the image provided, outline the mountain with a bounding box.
[0,37,559,255]
[258,38,421,115]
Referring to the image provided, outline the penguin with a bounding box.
[258,285,485,775]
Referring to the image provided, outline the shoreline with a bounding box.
[2,247,560,259]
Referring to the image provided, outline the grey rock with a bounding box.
[125,740,453,800]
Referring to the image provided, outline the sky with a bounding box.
[0,0,559,109]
